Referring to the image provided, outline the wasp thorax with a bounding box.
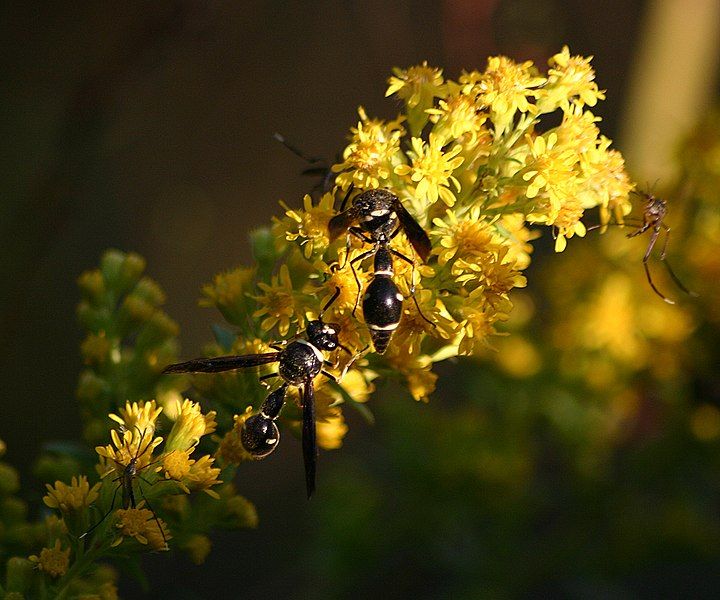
[241,415,280,459]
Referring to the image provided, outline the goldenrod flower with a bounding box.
[200,266,256,323]
[432,208,497,266]
[96,425,163,479]
[386,62,445,136]
[384,345,438,401]
[464,56,545,134]
[555,106,601,154]
[386,62,445,109]
[29,540,70,578]
[395,134,464,207]
[540,46,606,113]
[425,83,487,144]
[552,196,587,252]
[333,107,405,190]
[252,264,299,336]
[185,455,222,498]
[318,260,371,315]
[392,289,456,355]
[164,399,217,453]
[337,367,377,403]
[579,138,634,224]
[277,192,336,258]
[455,288,508,355]
[218,409,255,464]
[496,214,538,270]
[404,360,438,402]
[43,475,100,513]
[522,132,577,205]
[330,311,371,362]
[114,507,170,551]
[109,400,163,437]
[162,449,194,482]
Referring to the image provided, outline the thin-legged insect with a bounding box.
[587,192,696,304]
[81,428,169,547]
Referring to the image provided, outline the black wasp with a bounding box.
[163,289,346,498]
[328,188,433,353]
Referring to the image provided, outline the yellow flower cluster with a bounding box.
[29,540,71,578]
[227,49,632,402]
[98,400,221,501]
[44,476,100,514]
[38,400,222,554]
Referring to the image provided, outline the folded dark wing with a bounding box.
[162,353,279,374]
[395,200,432,262]
[328,206,361,242]
[301,379,317,499]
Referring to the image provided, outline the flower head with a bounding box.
[186,454,222,498]
[426,83,488,145]
[164,399,217,453]
[109,400,163,437]
[386,62,445,109]
[522,132,577,205]
[333,107,405,189]
[218,408,255,464]
[96,422,163,481]
[200,266,256,325]
[252,264,300,336]
[276,192,336,258]
[44,475,100,513]
[395,134,464,207]
[540,46,606,113]
[114,506,170,551]
[29,540,70,578]
[463,56,545,134]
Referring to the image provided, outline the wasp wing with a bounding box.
[301,379,317,499]
[162,353,280,374]
[328,206,361,242]
[395,200,432,262]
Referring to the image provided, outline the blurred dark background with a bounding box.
[3,1,719,598]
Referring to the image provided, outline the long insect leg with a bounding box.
[349,248,376,316]
[390,248,435,327]
[641,226,674,304]
[320,286,341,318]
[658,223,698,297]
[80,484,121,539]
[136,486,169,549]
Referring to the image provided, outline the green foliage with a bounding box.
[76,249,180,444]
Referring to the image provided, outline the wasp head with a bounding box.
[355,189,399,240]
[306,319,341,351]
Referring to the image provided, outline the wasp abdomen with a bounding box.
[241,416,280,458]
[363,277,403,354]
